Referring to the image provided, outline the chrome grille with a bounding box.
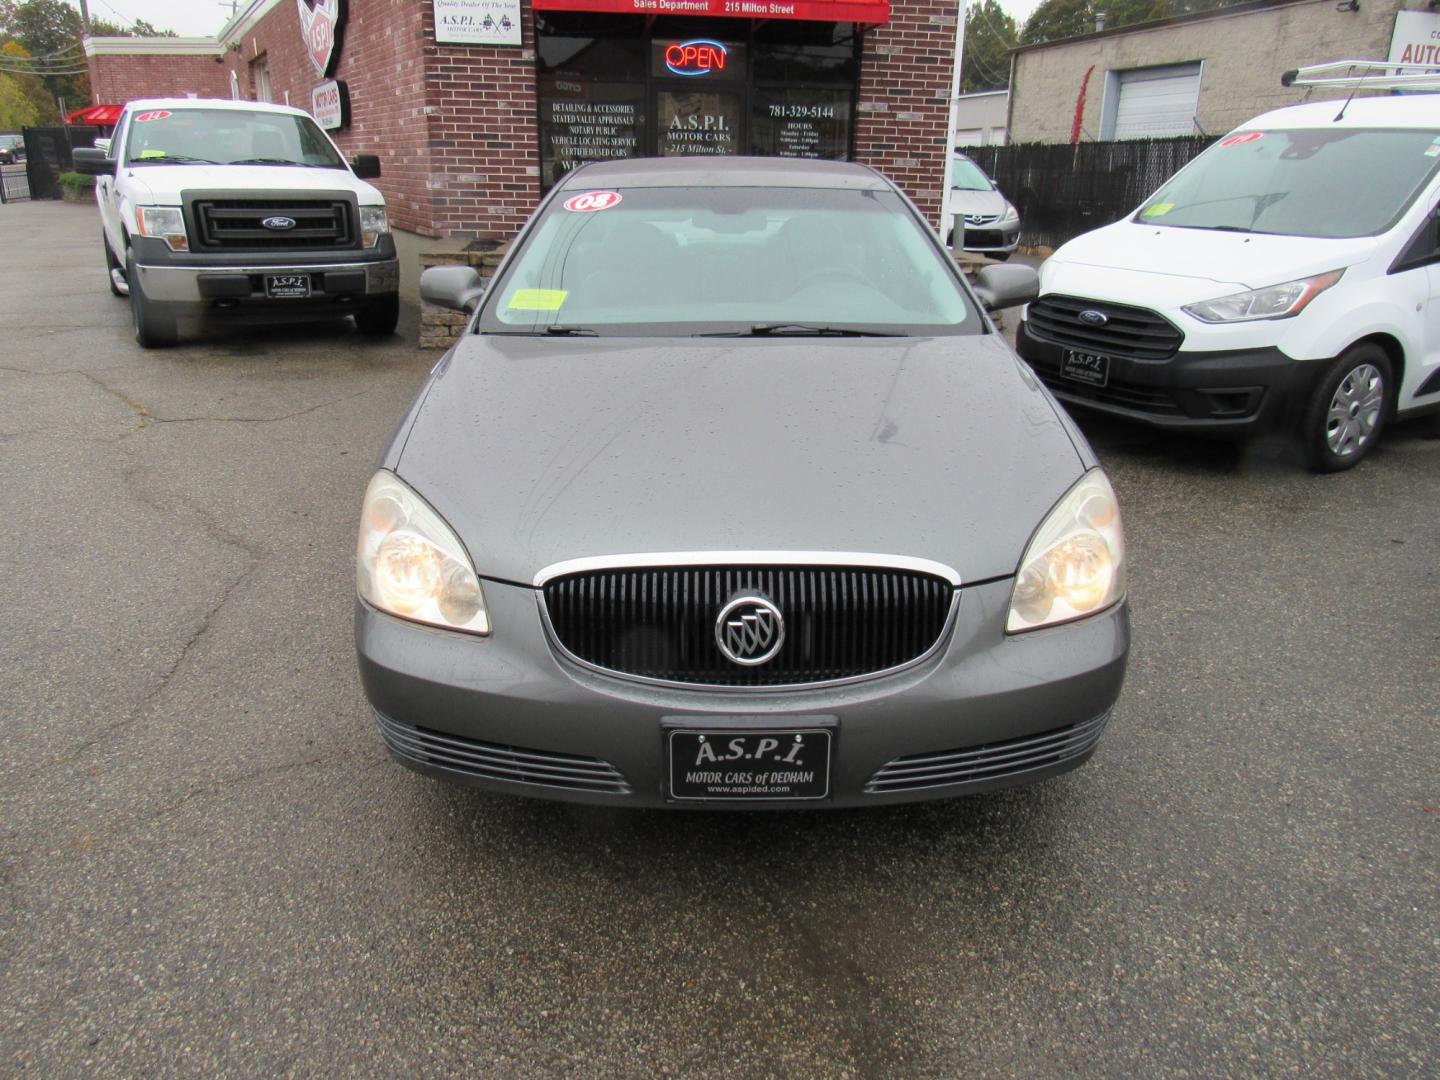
[1027,295,1183,361]
[542,564,956,688]
[192,198,354,250]
[865,712,1109,793]
[374,710,631,794]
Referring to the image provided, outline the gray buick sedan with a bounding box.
[355,158,1129,808]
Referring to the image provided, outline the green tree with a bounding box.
[962,0,1018,93]
[1020,0,1185,45]
[0,68,40,127]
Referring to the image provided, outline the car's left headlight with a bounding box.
[137,206,189,252]
[356,470,490,635]
[1001,203,1019,223]
[360,206,389,249]
[1007,469,1125,633]
[1182,270,1342,323]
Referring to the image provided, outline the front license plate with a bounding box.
[1061,348,1110,387]
[668,729,831,801]
[265,274,310,299]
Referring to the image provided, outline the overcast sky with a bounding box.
[74,0,1042,40]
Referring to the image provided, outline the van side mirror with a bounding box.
[351,154,381,179]
[420,266,487,313]
[973,264,1040,312]
[72,147,115,176]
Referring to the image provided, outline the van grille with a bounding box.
[1027,295,1183,361]
[191,198,354,250]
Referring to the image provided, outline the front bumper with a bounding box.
[951,214,1020,255]
[355,577,1129,809]
[1016,318,1322,436]
[132,257,399,306]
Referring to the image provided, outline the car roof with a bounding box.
[1239,94,1440,132]
[557,156,892,191]
[123,97,311,119]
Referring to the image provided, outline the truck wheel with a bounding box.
[1299,345,1391,472]
[127,253,178,349]
[104,233,127,298]
[355,295,400,337]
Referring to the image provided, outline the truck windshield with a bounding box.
[1134,128,1440,238]
[479,186,978,337]
[124,108,346,169]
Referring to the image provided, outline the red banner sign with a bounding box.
[532,0,889,24]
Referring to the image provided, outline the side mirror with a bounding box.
[420,266,487,313]
[351,154,381,180]
[972,264,1040,312]
[71,147,115,176]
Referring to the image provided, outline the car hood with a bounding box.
[394,334,1085,586]
[118,163,381,204]
[947,188,1009,217]
[1052,219,1379,292]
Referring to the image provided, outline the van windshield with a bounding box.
[1134,128,1440,238]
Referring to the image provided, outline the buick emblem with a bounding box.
[1078,309,1109,326]
[261,216,298,231]
[715,596,785,667]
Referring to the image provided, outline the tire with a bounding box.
[354,294,400,337]
[1299,344,1392,472]
[127,253,178,348]
[991,251,1012,262]
[104,232,126,297]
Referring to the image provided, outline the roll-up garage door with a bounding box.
[1112,64,1201,139]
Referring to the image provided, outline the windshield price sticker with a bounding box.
[134,111,172,123]
[1220,132,1263,148]
[563,191,622,213]
[507,288,568,311]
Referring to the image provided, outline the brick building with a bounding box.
[85,0,957,292]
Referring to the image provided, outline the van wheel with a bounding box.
[355,295,400,337]
[104,233,127,297]
[1299,345,1391,472]
[127,253,178,348]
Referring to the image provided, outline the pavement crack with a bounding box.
[148,387,378,425]
[79,371,152,428]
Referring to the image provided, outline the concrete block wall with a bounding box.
[1010,0,1412,144]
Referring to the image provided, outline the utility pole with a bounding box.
[78,0,92,34]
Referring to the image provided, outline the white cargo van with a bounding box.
[74,98,399,348]
[1016,66,1440,470]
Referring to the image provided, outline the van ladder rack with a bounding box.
[1281,60,1440,92]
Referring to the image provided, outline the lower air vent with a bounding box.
[865,712,1109,794]
[374,710,631,794]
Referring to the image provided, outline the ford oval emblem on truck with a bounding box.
[262,216,298,231]
[1078,309,1109,326]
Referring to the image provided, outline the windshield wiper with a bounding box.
[700,323,904,338]
[542,325,599,336]
[134,154,219,165]
[229,157,333,168]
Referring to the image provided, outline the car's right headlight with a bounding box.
[356,471,490,635]
[1007,469,1125,633]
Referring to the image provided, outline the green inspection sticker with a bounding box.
[506,288,568,311]
[139,150,168,159]
[1142,202,1174,218]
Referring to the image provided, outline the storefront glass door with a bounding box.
[656,88,741,157]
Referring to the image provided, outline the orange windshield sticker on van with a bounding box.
[1219,132,1263,148]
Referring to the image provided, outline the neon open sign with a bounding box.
[664,40,728,77]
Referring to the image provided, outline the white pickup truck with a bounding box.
[74,98,399,348]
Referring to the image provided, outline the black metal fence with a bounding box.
[20,126,101,201]
[967,136,1216,250]
[0,164,29,203]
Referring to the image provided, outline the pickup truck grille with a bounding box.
[191,199,355,250]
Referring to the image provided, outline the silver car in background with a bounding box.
[947,152,1021,259]
[355,158,1128,809]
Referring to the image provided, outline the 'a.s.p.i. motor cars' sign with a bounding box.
[434,0,522,47]
[298,0,348,77]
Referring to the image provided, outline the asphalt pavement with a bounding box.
[1,200,1437,1077]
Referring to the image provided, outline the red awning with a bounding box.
[66,104,124,127]
[532,0,889,24]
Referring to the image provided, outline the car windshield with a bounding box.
[0,135,20,149]
[950,157,994,192]
[1134,127,1440,238]
[124,108,345,169]
[479,185,978,336]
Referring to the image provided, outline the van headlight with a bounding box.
[137,206,188,252]
[1182,270,1343,323]
[356,471,489,635]
[360,206,389,248]
[1007,469,1125,633]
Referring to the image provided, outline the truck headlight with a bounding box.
[137,206,188,252]
[357,471,489,635]
[1007,469,1125,633]
[1182,270,1343,323]
[360,206,389,249]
